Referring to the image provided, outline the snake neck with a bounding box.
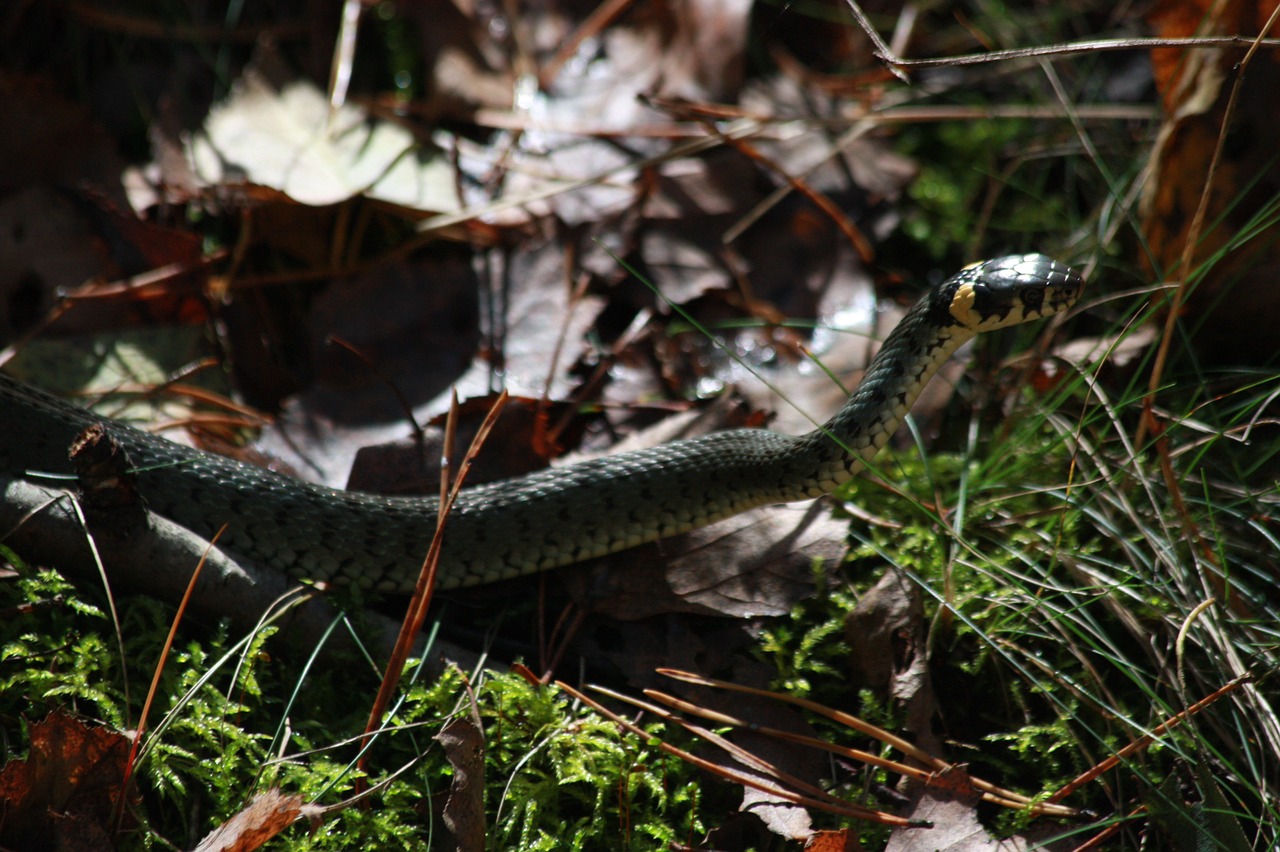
[788,303,975,497]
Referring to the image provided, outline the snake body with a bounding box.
[0,255,1081,592]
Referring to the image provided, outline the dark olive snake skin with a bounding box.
[0,255,1082,592]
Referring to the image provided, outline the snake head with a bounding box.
[945,254,1083,332]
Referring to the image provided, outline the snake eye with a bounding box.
[1020,287,1045,310]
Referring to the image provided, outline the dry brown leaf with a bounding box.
[564,501,845,620]
[348,395,588,495]
[0,73,126,205]
[805,828,859,852]
[0,709,134,849]
[1140,0,1280,362]
[885,767,1000,852]
[845,568,922,693]
[187,72,459,210]
[257,236,603,488]
[652,0,753,100]
[194,788,309,852]
[434,716,487,852]
[0,186,111,341]
[885,767,1074,852]
[1053,323,1157,371]
[741,778,814,840]
[845,568,940,754]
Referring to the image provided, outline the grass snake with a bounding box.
[0,254,1082,593]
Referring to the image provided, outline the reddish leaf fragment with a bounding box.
[1140,0,1280,362]
[194,788,309,852]
[805,828,858,852]
[0,710,134,849]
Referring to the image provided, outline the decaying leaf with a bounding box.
[564,501,845,620]
[804,828,858,851]
[844,568,939,752]
[741,777,814,840]
[1140,0,1280,362]
[0,709,135,849]
[194,788,311,852]
[187,72,459,211]
[434,709,486,852]
[885,767,1069,852]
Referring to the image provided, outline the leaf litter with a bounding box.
[0,0,1149,847]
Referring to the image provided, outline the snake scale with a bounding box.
[0,255,1082,593]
